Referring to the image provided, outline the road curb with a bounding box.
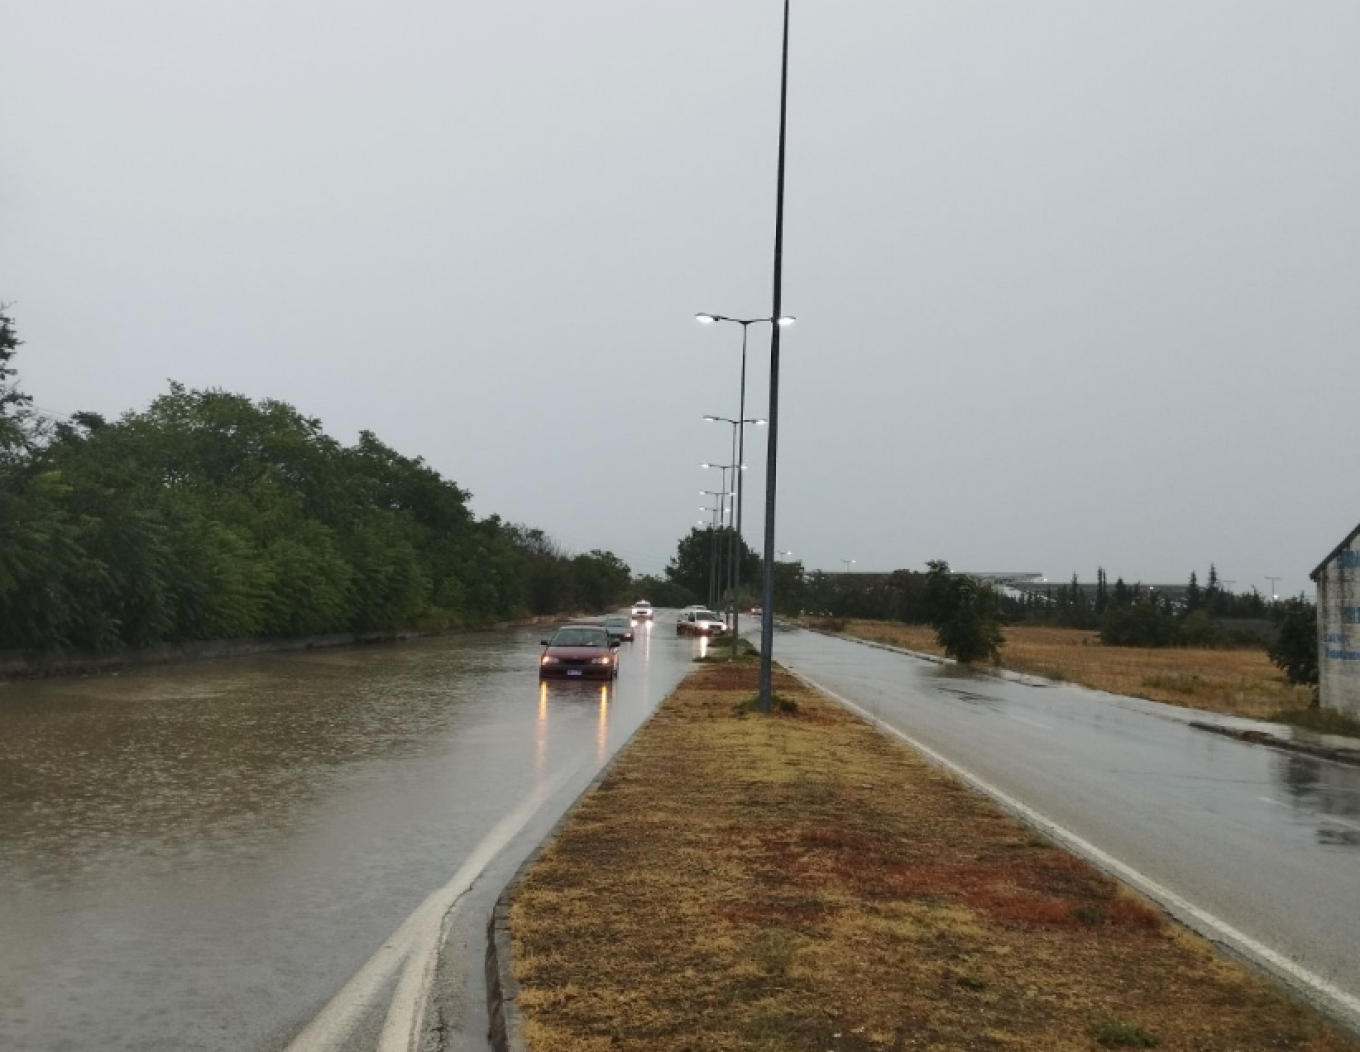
[485,896,524,1052]
[1188,720,1360,769]
[484,661,688,1052]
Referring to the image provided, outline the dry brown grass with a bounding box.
[826,620,1315,720]
[510,661,1357,1052]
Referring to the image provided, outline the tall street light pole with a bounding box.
[841,559,856,574]
[760,0,792,712]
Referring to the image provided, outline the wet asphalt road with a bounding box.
[8,617,1360,1049]
[0,614,704,1052]
[770,626,1360,1030]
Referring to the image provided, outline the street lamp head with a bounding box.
[695,313,718,324]
[777,316,796,326]
[751,418,768,426]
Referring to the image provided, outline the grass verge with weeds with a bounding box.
[1272,706,1360,739]
[509,662,1360,1052]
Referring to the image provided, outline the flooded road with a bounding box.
[0,616,700,1052]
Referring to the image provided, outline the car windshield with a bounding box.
[550,628,607,647]
[604,617,626,627]
[695,610,720,620]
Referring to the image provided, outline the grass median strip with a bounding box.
[507,657,1359,1051]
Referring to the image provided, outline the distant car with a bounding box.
[677,608,727,636]
[539,624,619,679]
[603,614,634,643]
[630,600,654,621]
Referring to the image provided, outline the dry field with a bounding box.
[509,659,1356,1052]
[824,620,1315,720]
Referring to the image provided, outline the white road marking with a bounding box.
[787,665,1360,1031]
[284,763,580,1052]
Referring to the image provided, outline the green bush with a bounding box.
[1099,604,1180,648]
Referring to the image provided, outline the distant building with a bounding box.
[1311,522,1360,717]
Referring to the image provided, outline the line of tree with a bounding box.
[0,307,631,654]
[1003,564,1274,632]
[675,538,1311,662]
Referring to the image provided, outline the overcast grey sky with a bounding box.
[4,2,1358,597]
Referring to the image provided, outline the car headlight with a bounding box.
[541,655,560,665]
[592,655,612,665]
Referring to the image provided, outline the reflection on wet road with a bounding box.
[773,627,1360,1030]
[0,615,702,1052]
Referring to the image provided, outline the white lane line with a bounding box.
[1260,795,1360,834]
[285,763,580,1052]
[1004,713,1052,730]
[787,665,1360,1031]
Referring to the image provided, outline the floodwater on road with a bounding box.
[0,617,700,1052]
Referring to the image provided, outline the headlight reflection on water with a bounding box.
[597,687,609,766]
[535,681,549,780]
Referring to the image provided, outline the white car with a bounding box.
[630,600,654,621]
[677,608,727,636]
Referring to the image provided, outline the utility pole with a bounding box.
[1266,576,1281,600]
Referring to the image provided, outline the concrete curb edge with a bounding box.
[1188,720,1360,769]
[484,659,695,1052]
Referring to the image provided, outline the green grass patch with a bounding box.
[695,637,760,663]
[1091,1018,1160,1047]
[733,693,800,716]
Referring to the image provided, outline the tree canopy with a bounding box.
[0,308,631,653]
[923,560,1005,664]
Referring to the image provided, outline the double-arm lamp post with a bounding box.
[696,315,793,659]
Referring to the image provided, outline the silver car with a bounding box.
[676,608,727,636]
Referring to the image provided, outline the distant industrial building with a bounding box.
[1311,522,1360,717]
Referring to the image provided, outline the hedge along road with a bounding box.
[0,613,702,1052]
[772,625,1360,1032]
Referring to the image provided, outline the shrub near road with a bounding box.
[508,658,1358,1051]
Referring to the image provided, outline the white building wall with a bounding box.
[1317,535,1360,717]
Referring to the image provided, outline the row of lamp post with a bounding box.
[686,0,793,712]
[695,315,793,657]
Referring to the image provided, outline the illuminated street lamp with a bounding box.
[701,464,741,527]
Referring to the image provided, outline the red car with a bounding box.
[539,624,619,680]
